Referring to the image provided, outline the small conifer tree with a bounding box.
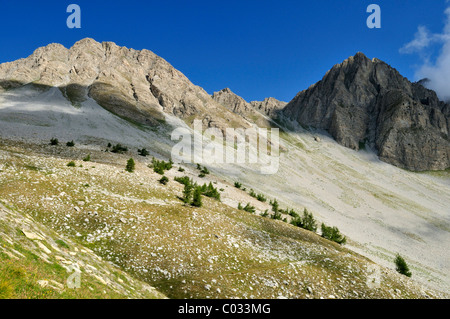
[192,187,203,207]
[183,181,193,204]
[394,254,412,277]
[126,158,135,173]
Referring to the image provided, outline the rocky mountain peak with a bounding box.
[73,37,101,48]
[283,52,450,171]
[0,38,249,131]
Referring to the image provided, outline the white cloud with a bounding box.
[399,26,435,54]
[400,7,450,101]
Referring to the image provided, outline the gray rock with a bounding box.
[212,88,284,128]
[283,52,450,171]
[212,88,254,116]
[0,38,249,134]
[250,97,286,119]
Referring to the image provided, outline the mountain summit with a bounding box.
[0,38,247,131]
[283,52,450,171]
[0,41,448,171]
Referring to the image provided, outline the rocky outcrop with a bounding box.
[212,88,253,116]
[212,88,286,128]
[283,52,450,171]
[0,38,248,131]
[250,97,286,119]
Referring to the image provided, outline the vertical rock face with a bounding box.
[283,52,450,171]
[0,38,248,130]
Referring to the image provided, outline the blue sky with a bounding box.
[0,0,448,102]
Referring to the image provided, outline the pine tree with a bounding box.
[126,158,135,173]
[191,187,203,207]
[243,203,255,213]
[270,199,279,213]
[321,223,346,245]
[301,208,317,232]
[394,254,412,277]
[182,181,193,204]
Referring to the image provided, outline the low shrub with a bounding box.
[111,144,128,154]
[67,161,76,167]
[138,148,150,157]
[159,176,169,185]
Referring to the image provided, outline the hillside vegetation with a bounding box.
[0,139,444,299]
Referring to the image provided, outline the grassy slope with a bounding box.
[0,200,165,299]
[0,139,445,299]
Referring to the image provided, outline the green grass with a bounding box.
[24,165,41,171]
[54,239,70,249]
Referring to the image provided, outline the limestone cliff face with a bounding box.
[0,38,248,131]
[283,52,450,171]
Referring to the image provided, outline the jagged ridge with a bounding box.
[0,38,248,132]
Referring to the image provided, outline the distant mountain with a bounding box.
[0,38,248,132]
[282,52,450,171]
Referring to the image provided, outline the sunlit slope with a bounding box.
[0,84,448,295]
[0,140,444,299]
[210,121,450,293]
